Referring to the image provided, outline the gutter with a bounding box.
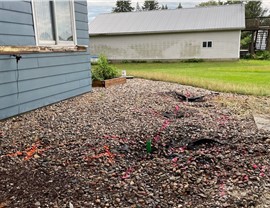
[89,27,246,37]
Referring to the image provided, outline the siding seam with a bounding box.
[0,54,89,61]
[75,2,87,6]
[25,62,90,70]
[0,8,32,15]
[0,84,90,111]
[0,34,34,37]
[0,62,90,73]
[0,21,33,26]
[21,53,88,58]
[77,29,88,31]
[76,20,88,23]
[0,77,90,100]
[75,11,87,15]
[0,56,88,62]
[77,28,89,32]
[0,68,90,84]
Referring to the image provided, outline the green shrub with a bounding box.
[240,34,252,49]
[92,55,120,81]
[130,60,147,63]
[91,62,99,65]
[241,51,270,60]
[183,59,204,63]
[255,51,270,60]
[242,53,252,59]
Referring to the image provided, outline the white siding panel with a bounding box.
[90,31,241,60]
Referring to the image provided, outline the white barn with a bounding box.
[89,4,245,61]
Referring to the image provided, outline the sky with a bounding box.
[87,0,270,23]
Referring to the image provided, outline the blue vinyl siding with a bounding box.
[0,0,91,120]
[0,22,35,36]
[74,1,89,46]
[0,35,35,45]
[0,9,33,25]
[0,1,32,14]
[0,1,35,46]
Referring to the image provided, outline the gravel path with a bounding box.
[0,78,269,208]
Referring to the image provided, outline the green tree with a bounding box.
[197,1,268,18]
[161,4,168,10]
[197,0,269,50]
[240,33,252,49]
[244,1,268,18]
[177,3,183,9]
[112,0,134,13]
[225,0,243,4]
[142,1,160,11]
[135,2,142,11]
[196,0,223,7]
[224,1,267,18]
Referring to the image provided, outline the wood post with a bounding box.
[249,30,256,55]
[267,29,270,51]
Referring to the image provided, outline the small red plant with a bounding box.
[4,141,47,161]
[121,167,133,179]
[86,145,116,163]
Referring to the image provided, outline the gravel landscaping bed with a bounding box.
[0,78,270,208]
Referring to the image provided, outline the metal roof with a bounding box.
[89,4,245,35]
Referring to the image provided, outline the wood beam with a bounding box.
[0,45,87,55]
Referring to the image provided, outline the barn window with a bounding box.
[203,42,207,48]
[203,41,212,48]
[32,0,76,46]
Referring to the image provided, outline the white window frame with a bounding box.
[32,0,77,46]
[202,41,213,48]
[207,41,213,48]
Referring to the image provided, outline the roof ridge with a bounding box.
[96,3,243,17]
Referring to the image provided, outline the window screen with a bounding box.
[33,0,76,45]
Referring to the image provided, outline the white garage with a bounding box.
[89,4,245,61]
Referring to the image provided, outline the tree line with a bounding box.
[112,0,268,18]
[112,1,182,12]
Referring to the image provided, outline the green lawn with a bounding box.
[113,60,270,96]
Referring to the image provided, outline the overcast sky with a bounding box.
[87,0,270,23]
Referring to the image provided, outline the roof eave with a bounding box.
[89,27,245,36]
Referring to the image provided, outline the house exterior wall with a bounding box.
[90,30,241,61]
[0,1,91,120]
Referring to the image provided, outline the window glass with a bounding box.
[55,1,73,42]
[34,0,54,41]
[208,41,212,48]
[202,42,207,48]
